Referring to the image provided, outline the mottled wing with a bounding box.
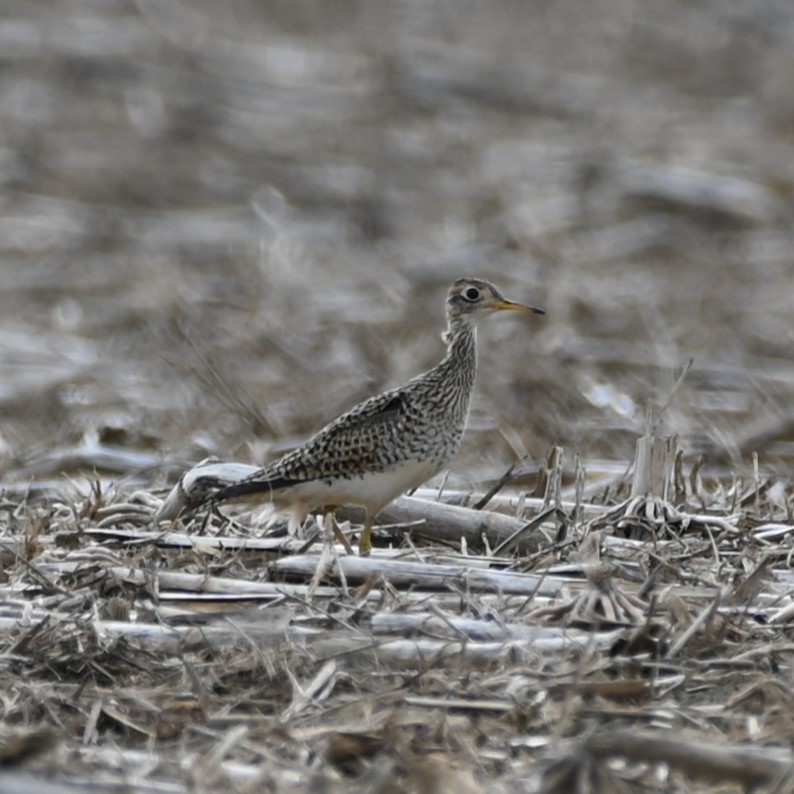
[213,388,412,502]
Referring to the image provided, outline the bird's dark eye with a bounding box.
[464,287,480,301]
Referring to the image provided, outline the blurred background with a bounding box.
[1,0,793,493]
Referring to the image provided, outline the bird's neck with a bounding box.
[439,320,477,390]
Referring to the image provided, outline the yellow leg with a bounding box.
[359,516,374,557]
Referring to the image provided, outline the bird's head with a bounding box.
[446,278,545,328]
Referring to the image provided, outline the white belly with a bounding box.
[275,459,439,514]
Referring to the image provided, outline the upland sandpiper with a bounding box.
[181,278,543,554]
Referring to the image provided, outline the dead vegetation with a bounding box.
[1,439,794,792]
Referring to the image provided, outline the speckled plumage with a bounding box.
[213,278,543,553]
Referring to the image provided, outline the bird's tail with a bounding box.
[213,476,290,503]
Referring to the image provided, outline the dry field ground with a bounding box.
[1,1,794,791]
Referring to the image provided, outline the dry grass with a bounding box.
[1,446,793,792]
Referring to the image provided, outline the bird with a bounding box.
[162,278,544,554]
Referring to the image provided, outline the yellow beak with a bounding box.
[492,299,545,315]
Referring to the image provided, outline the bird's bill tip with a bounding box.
[492,299,545,315]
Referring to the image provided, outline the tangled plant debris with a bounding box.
[1,439,793,792]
